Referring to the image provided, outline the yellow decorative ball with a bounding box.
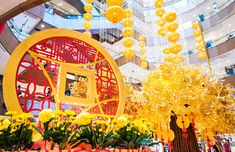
[123,9,133,18]
[123,48,135,60]
[105,6,124,24]
[155,8,165,17]
[165,12,177,22]
[83,21,92,30]
[84,31,92,37]
[168,32,180,43]
[169,43,182,54]
[193,30,201,37]
[140,48,147,54]
[138,35,146,41]
[198,52,207,60]
[157,27,168,36]
[196,44,205,51]
[122,18,134,27]
[123,37,135,47]
[84,4,93,12]
[195,36,203,43]
[156,17,166,27]
[86,0,94,3]
[154,0,164,8]
[84,13,93,21]
[163,47,171,54]
[192,22,200,30]
[122,27,134,37]
[140,55,147,61]
[139,41,146,47]
[166,22,178,32]
[106,0,124,6]
[141,61,148,69]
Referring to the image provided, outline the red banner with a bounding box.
[0,22,5,34]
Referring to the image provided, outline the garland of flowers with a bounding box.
[83,0,94,37]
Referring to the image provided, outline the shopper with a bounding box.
[224,139,231,152]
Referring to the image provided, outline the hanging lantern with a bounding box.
[140,55,147,61]
[123,37,135,47]
[83,21,92,30]
[123,48,135,60]
[198,52,207,60]
[196,44,205,51]
[168,32,180,43]
[122,27,134,37]
[139,41,146,47]
[106,0,124,6]
[141,61,148,69]
[195,36,203,43]
[83,31,92,38]
[123,9,133,18]
[156,17,167,27]
[163,47,171,54]
[157,27,168,36]
[155,8,165,17]
[154,0,164,8]
[138,35,146,41]
[192,22,200,30]
[140,48,147,54]
[105,6,124,24]
[84,4,93,12]
[166,22,178,32]
[86,0,94,3]
[165,12,177,22]
[193,30,201,37]
[169,43,182,54]
[122,18,134,27]
[84,13,93,21]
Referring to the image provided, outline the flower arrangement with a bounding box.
[0,110,156,151]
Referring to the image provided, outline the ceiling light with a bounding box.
[40,24,45,28]
[58,2,63,6]
[228,23,231,26]
[226,60,230,63]
[207,7,210,9]
[120,34,123,37]
[70,9,74,12]
[193,15,196,17]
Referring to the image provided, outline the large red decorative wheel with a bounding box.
[3,29,125,117]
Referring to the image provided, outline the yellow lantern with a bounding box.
[122,27,134,37]
[140,48,147,54]
[155,8,165,17]
[84,13,93,21]
[192,22,200,30]
[123,9,133,18]
[84,4,93,12]
[163,47,171,54]
[196,44,205,51]
[195,36,203,43]
[138,35,146,41]
[166,22,178,32]
[154,0,164,8]
[165,12,177,22]
[123,37,135,47]
[157,27,167,36]
[139,41,146,47]
[193,30,201,37]
[105,6,124,24]
[198,52,207,60]
[156,17,166,27]
[122,18,134,27]
[83,21,92,30]
[86,0,94,3]
[141,61,148,69]
[169,43,182,54]
[168,32,180,43]
[123,48,135,60]
[83,31,92,37]
[106,0,124,6]
[140,55,147,61]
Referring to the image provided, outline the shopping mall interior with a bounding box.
[0,0,235,151]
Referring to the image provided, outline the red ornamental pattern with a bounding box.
[16,37,119,117]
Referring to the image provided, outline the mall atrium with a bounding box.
[0,0,234,151]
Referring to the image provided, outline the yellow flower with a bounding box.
[74,112,91,125]
[133,119,149,134]
[53,110,63,117]
[38,109,55,123]
[3,119,11,127]
[65,110,76,116]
